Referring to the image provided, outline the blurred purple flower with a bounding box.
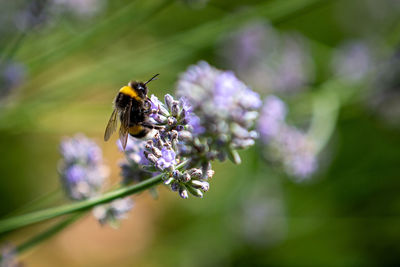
[1,244,22,267]
[52,0,107,18]
[0,61,26,99]
[368,50,400,128]
[276,126,318,179]
[220,21,314,94]
[60,133,102,165]
[258,96,317,180]
[257,95,287,142]
[332,40,372,82]
[92,197,134,227]
[177,61,261,152]
[59,134,108,200]
[14,0,49,31]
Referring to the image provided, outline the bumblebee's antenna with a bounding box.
[144,74,159,85]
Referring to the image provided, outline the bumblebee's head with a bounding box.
[130,74,159,99]
[129,81,148,100]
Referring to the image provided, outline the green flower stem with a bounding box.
[0,175,161,234]
[308,80,341,154]
[0,161,187,234]
[16,212,85,255]
[308,78,362,155]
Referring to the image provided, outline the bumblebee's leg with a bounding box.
[140,121,164,130]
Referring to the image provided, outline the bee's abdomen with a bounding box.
[129,125,150,138]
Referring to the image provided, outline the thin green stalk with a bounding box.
[308,80,341,154]
[16,212,85,255]
[308,78,365,154]
[0,161,187,234]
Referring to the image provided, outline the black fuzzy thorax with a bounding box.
[115,92,146,126]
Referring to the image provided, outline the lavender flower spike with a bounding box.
[177,61,261,163]
[257,95,318,180]
[119,62,260,199]
[1,244,22,267]
[59,134,109,200]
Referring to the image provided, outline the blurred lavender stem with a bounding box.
[308,81,340,154]
[0,161,188,234]
[308,78,361,154]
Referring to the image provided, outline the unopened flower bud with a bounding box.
[171,101,180,117]
[165,94,174,110]
[167,116,177,126]
[200,181,209,191]
[207,169,215,179]
[172,170,181,179]
[144,151,158,164]
[151,146,162,158]
[187,186,203,198]
[170,130,179,140]
[178,130,192,141]
[188,168,202,179]
[180,109,186,120]
[154,114,168,123]
[179,188,189,199]
[171,181,180,191]
[164,177,174,185]
[181,172,191,182]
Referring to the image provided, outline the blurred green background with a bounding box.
[1,0,400,266]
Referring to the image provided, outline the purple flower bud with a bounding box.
[167,116,177,126]
[206,169,215,179]
[145,152,158,164]
[164,94,174,110]
[171,101,180,117]
[188,168,202,179]
[179,188,189,199]
[171,181,180,192]
[181,172,191,182]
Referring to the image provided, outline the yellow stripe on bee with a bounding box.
[129,125,143,135]
[119,86,141,101]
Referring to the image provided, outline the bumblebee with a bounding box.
[104,74,159,149]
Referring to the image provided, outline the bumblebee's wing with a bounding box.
[119,102,132,150]
[104,109,118,141]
